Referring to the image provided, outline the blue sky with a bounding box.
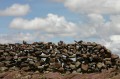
[0,0,120,55]
[0,0,83,36]
[0,0,87,42]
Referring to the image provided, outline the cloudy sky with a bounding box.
[0,0,120,55]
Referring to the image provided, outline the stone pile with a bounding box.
[0,40,120,74]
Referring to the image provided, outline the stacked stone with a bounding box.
[0,41,120,73]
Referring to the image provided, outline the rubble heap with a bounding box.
[0,41,120,74]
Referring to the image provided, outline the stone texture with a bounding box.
[0,40,120,74]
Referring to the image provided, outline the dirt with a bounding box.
[0,68,120,79]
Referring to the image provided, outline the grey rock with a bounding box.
[75,61,81,68]
[70,64,76,70]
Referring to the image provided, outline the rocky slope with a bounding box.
[0,40,120,79]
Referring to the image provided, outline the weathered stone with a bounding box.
[82,54,87,58]
[35,51,42,55]
[91,42,97,46]
[29,61,35,65]
[66,71,71,74]
[76,68,81,73]
[5,56,12,61]
[21,62,28,67]
[0,62,4,67]
[95,45,102,49]
[91,54,97,59]
[63,49,67,53]
[105,61,112,65]
[40,55,49,58]
[72,70,77,73]
[9,66,19,71]
[0,50,4,53]
[38,66,44,69]
[81,42,87,46]
[4,61,11,66]
[97,62,105,69]
[68,51,73,56]
[58,67,64,73]
[75,61,81,68]
[0,40,119,74]
[68,54,76,58]
[111,54,119,59]
[100,49,105,53]
[81,64,88,71]
[0,67,8,72]
[87,46,93,49]
[104,58,111,61]
[70,64,76,70]
[21,66,30,71]
[54,63,62,69]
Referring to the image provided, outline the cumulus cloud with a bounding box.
[0,32,74,44]
[55,0,120,14]
[0,4,30,16]
[110,35,120,44]
[0,33,35,44]
[10,13,78,37]
[87,14,105,24]
[100,35,120,56]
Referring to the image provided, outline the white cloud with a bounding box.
[100,36,120,56]
[0,32,56,44]
[108,15,120,34]
[0,4,30,16]
[56,0,120,14]
[110,35,120,43]
[0,33,35,44]
[10,13,78,37]
[87,14,105,24]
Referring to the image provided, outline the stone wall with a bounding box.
[0,41,120,73]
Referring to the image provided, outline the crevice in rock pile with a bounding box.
[0,40,120,74]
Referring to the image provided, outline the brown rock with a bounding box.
[95,44,102,49]
[82,54,87,58]
[100,49,105,53]
[0,62,4,67]
[91,54,97,59]
[87,42,92,46]
[58,67,64,73]
[21,66,30,71]
[81,63,88,71]
[70,64,76,70]
[111,54,119,59]
[91,42,97,46]
[0,50,4,53]
[54,62,62,69]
